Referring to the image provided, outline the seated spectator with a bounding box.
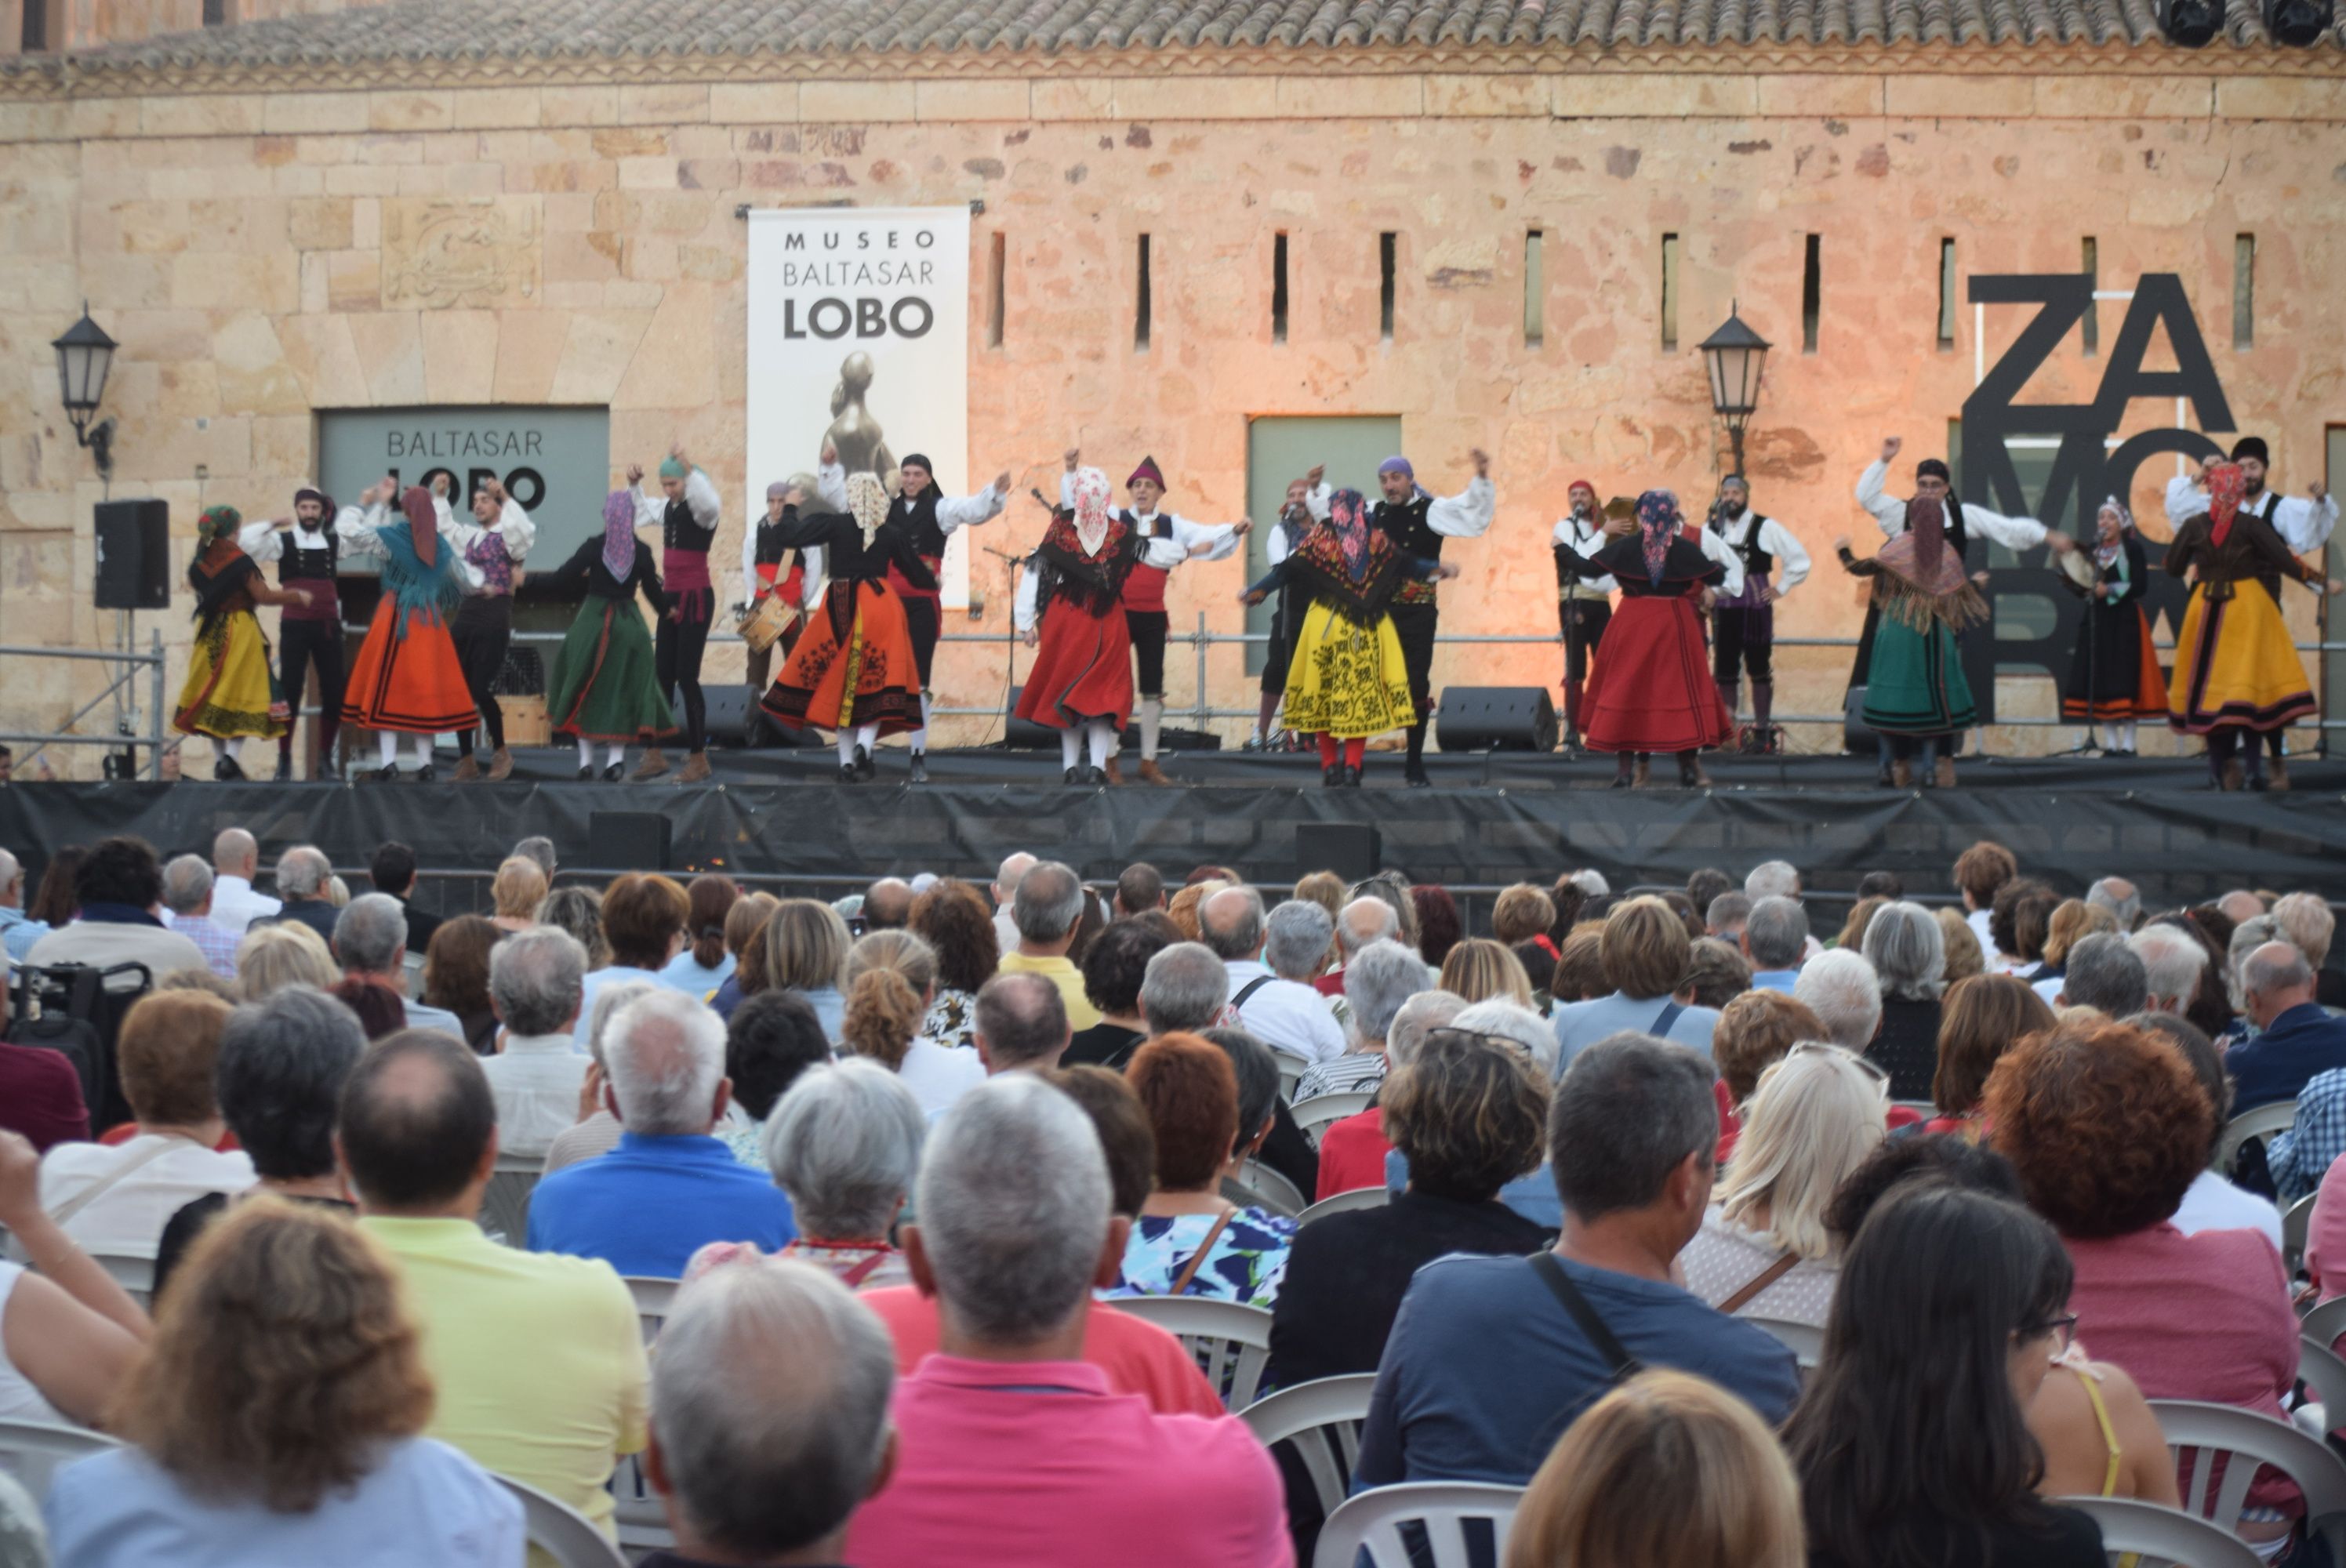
[1296,938,1425,1099]
[1986,1016,2298,1551]
[478,927,590,1157]
[1679,1044,1887,1327]
[1320,989,1466,1200]
[261,844,341,945]
[1705,890,1752,946]
[1551,898,1720,1069]
[1712,989,1827,1109]
[1494,882,1560,958]
[40,990,253,1251]
[714,987,832,1167]
[1926,975,2056,1136]
[1440,937,1535,1009]
[24,834,205,985]
[706,891,777,1022]
[1992,877,2061,982]
[1683,937,1752,1011]
[20,844,87,953]
[0,848,48,963]
[1290,868,1343,921]
[535,884,608,969]
[2086,874,2142,931]
[329,975,407,1039]
[637,1257,899,1568]
[1953,839,2018,966]
[487,853,547,935]
[2137,1012,2284,1252]
[529,990,795,1276]
[995,860,1104,1031]
[45,1200,524,1567]
[1858,901,1945,1100]
[234,920,338,1001]
[971,971,1071,1076]
[1794,947,1883,1058]
[1744,859,1803,905]
[1117,862,1170,918]
[1111,1034,1297,1308]
[1200,1023,1320,1207]
[1068,884,1109,967]
[1856,869,1905,902]
[1786,1182,2106,1568]
[1317,894,1404,1005]
[1937,907,1986,983]
[1508,1368,1805,1568]
[909,877,997,1051]
[1355,1033,1799,1488]
[2130,921,2210,1015]
[1226,897,1346,1065]
[512,834,558,877]
[1378,1001,1564,1227]
[1412,884,1462,968]
[1832,895,1887,955]
[343,1029,648,1533]
[763,897,852,1043]
[1659,890,1705,942]
[0,956,89,1149]
[844,929,983,1115]
[1550,927,1608,1004]
[1741,895,1808,993]
[1270,1029,1549,1388]
[0,1127,147,1427]
[334,894,463,1039]
[422,914,501,1052]
[541,978,659,1174]
[759,1059,926,1289]
[2272,891,2346,1011]
[2226,941,2346,1112]
[2222,914,2279,1039]
[158,854,238,980]
[847,1075,1286,1566]
[153,987,365,1301]
[2032,900,2119,1004]
[661,873,741,997]
[575,872,691,1044]
[2271,1064,2346,1203]
[2054,931,2148,1018]
[1064,918,1170,1070]
[368,840,440,956]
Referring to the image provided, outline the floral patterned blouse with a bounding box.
[921,987,979,1053]
[1107,1206,1298,1309]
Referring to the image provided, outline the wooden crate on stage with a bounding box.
[501,695,550,747]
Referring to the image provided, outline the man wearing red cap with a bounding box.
[1550,479,1614,753]
[238,484,348,780]
[1062,449,1250,785]
[334,478,481,781]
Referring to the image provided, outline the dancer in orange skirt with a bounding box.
[758,470,935,782]
[2057,496,2166,757]
[336,481,479,782]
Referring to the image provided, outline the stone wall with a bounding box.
[2,56,2342,771]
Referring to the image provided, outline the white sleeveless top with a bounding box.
[0,1262,66,1424]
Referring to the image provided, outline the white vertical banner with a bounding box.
[745,206,973,605]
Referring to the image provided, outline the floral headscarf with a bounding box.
[2206,461,2246,550]
[846,470,889,549]
[1327,487,1372,583]
[196,504,242,550]
[2094,495,2134,571]
[1634,489,1681,587]
[1071,466,1113,557]
[601,490,637,581]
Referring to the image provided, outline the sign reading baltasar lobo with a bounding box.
[317,405,612,576]
[746,206,973,607]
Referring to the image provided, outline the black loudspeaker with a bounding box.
[1296,823,1381,882]
[591,811,670,870]
[1004,686,1058,750]
[1843,687,1874,753]
[93,499,171,610]
[1435,686,1557,753]
[1117,722,1222,753]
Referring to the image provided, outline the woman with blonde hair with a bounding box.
[709,891,779,1021]
[234,922,338,1001]
[1507,1368,1804,1568]
[487,855,547,935]
[841,928,981,1115]
[1292,869,1346,922]
[1678,1044,1889,1327]
[45,1200,522,1564]
[764,897,851,1042]
[2032,899,2119,1004]
[1936,906,1986,983]
[1438,937,1534,1009]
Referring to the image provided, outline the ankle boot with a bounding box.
[676,750,712,784]
[485,746,514,782]
[449,754,481,782]
[629,747,670,782]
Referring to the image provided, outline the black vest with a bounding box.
[893,491,946,559]
[277,524,338,584]
[753,517,793,568]
[1376,492,1443,561]
[663,495,715,553]
[1554,520,1607,586]
[1728,514,1775,577]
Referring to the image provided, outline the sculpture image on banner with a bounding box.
[744,205,973,605]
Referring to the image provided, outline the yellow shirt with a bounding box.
[360,1216,648,1535]
[995,950,1103,1032]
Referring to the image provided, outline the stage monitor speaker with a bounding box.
[1436,686,1556,753]
[93,499,171,611]
[699,685,820,749]
[590,811,670,870]
[1842,687,1873,754]
[1004,686,1058,750]
[1296,823,1381,883]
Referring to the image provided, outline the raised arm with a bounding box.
[1958,501,2050,554]
[2163,472,2204,532]
[238,517,285,563]
[1168,514,1249,563]
[333,488,390,561]
[1835,540,1886,579]
[1763,518,1812,594]
[492,493,537,559]
[682,464,721,529]
[1858,437,1907,535]
[1426,451,1496,538]
[935,474,1011,535]
[2270,488,2340,556]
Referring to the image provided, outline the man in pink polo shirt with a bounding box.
[845,1073,1291,1568]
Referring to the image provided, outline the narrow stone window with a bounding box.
[1378,233,1396,343]
[1523,230,1545,349]
[1802,234,1821,354]
[1660,233,1680,351]
[2080,238,2099,355]
[21,0,48,50]
[1135,234,1151,353]
[202,0,227,25]
[2233,234,2254,349]
[986,232,1004,349]
[1273,233,1289,344]
[1937,238,1957,350]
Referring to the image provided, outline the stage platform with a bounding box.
[4,748,2339,913]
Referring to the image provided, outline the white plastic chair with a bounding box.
[2285,1192,2316,1275]
[480,1152,542,1247]
[1239,1374,1376,1521]
[85,1247,157,1310]
[1291,1091,1375,1149]
[608,1451,675,1557]
[2058,1494,2266,1568]
[2214,1102,2297,1175]
[2148,1399,2346,1562]
[2304,1294,2346,1349]
[1745,1315,1824,1370]
[1298,1186,1390,1225]
[623,1276,677,1345]
[1276,1054,1307,1103]
[0,1417,119,1501]
[1313,1480,1523,1568]
[1107,1294,1273,1411]
[1236,1160,1309,1217]
[2296,1335,2346,1433]
[491,1472,626,1568]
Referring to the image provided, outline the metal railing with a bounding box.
[0,633,168,779]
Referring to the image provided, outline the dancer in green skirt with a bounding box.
[536,489,679,780]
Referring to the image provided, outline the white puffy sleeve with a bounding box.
[935,484,1007,535]
[1266,522,1295,569]
[1427,476,1496,539]
[684,466,721,529]
[2164,474,2204,532]
[495,498,536,561]
[740,511,762,597]
[1139,533,1191,570]
[1762,518,1811,594]
[631,483,663,532]
[1959,503,2050,553]
[1697,528,1746,598]
[334,503,387,560]
[2270,492,2340,556]
[814,463,849,513]
[1857,460,1905,536]
[1168,514,1244,563]
[1013,556,1040,633]
[238,520,284,563]
[1304,482,1333,522]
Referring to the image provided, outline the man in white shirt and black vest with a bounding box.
[1551,478,1614,753]
[238,486,347,780]
[1375,449,1496,786]
[1705,474,1811,754]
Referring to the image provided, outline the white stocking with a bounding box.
[219,736,243,766]
[838,731,859,768]
[1059,728,1082,772]
[855,721,880,753]
[577,736,594,769]
[1088,718,1114,771]
[908,693,931,753]
[606,742,626,769]
[409,734,432,769]
[376,731,398,768]
[1139,698,1164,761]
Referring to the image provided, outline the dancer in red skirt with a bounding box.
[1014,466,1200,784]
[1552,489,1733,789]
[336,481,479,782]
[758,470,936,782]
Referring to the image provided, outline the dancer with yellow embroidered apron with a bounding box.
[536,490,679,781]
[336,482,481,782]
[175,506,310,780]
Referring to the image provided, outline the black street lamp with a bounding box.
[53,304,118,477]
[1698,303,1771,477]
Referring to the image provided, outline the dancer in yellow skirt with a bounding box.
[2164,460,2342,791]
[1242,486,1456,787]
[174,505,311,780]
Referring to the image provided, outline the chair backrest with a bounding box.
[2056,1494,2266,1568]
[2297,1335,2346,1432]
[2214,1102,2298,1174]
[1276,1054,1307,1103]
[2148,1399,2346,1562]
[480,1152,543,1248]
[1236,1159,1309,1217]
[1291,1091,1375,1149]
[0,1417,120,1501]
[2285,1192,2317,1273]
[1745,1315,1825,1370]
[1239,1374,1377,1520]
[86,1247,157,1310]
[1313,1481,1525,1568]
[1298,1186,1391,1225]
[492,1472,627,1568]
[1105,1294,1274,1411]
[1893,1098,1937,1120]
[2305,1294,2346,1352]
[623,1276,677,1345]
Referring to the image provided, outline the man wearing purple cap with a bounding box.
[1372,448,1495,787]
[238,485,347,779]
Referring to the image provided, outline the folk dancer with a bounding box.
[630,449,721,784]
[1015,466,1204,784]
[2163,461,2342,791]
[742,477,823,689]
[1248,467,1326,750]
[1552,479,1614,753]
[2056,497,2165,757]
[1062,451,1250,784]
[235,487,346,780]
[1240,486,1457,786]
[2166,436,2337,789]
[1707,474,1811,753]
[877,450,1009,782]
[336,483,481,782]
[175,506,310,779]
[1373,449,1496,786]
[757,473,935,782]
[1552,491,1733,789]
[445,476,536,782]
[536,490,679,780]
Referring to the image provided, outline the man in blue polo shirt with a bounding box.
[527,989,794,1277]
[2228,941,2346,1114]
[1355,1030,1798,1488]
